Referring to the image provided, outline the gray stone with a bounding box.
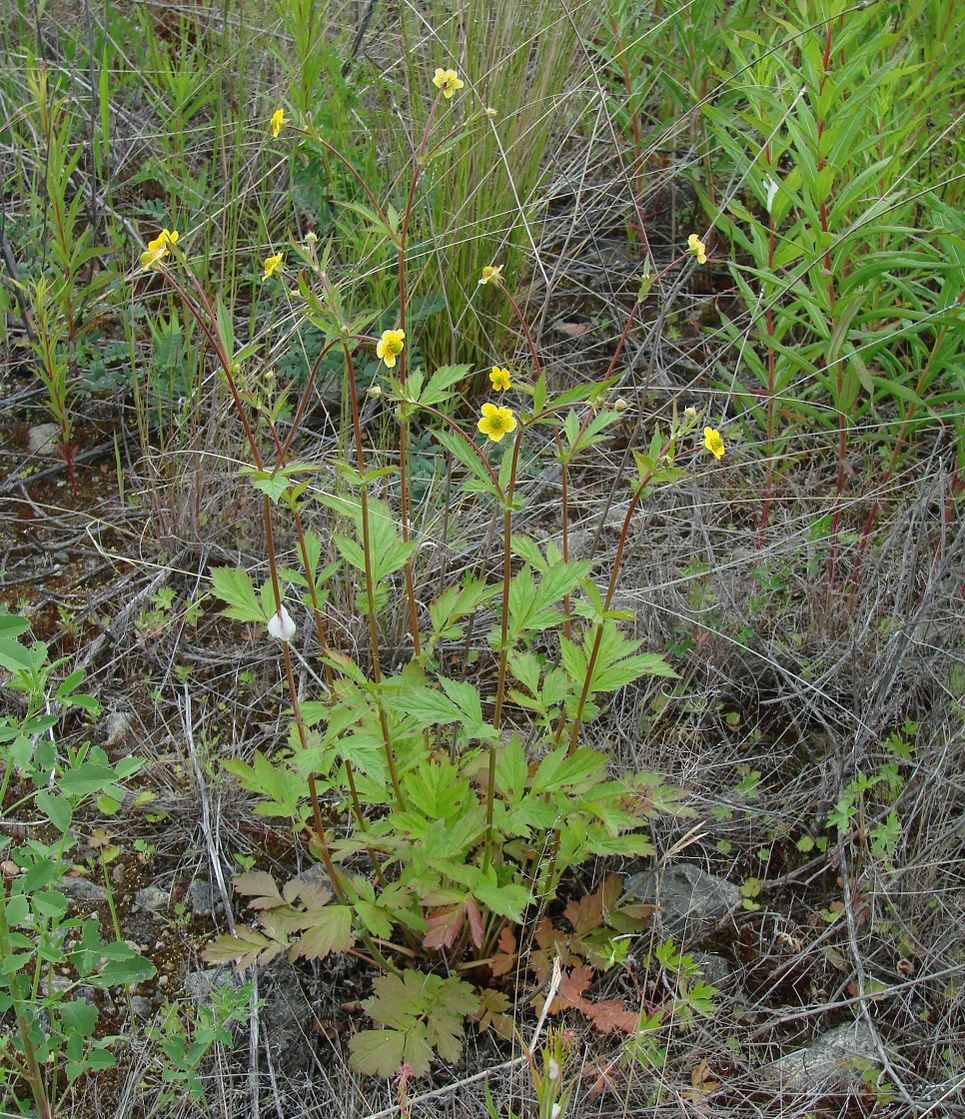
[187,876,224,917]
[28,423,61,455]
[61,876,107,904]
[692,951,735,988]
[184,967,240,1003]
[134,886,169,914]
[769,1020,879,1087]
[104,711,134,747]
[623,863,741,940]
[130,996,154,1019]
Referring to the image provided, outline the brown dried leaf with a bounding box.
[233,870,284,910]
[475,987,515,1041]
[584,998,639,1035]
[554,320,591,337]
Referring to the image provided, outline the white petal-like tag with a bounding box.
[267,604,296,643]
[765,177,779,215]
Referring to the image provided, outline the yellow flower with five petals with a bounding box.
[703,426,725,460]
[270,108,287,138]
[489,366,512,391]
[687,233,708,265]
[478,264,503,287]
[376,328,405,368]
[139,228,179,270]
[477,402,517,443]
[432,68,465,99]
[262,252,284,281]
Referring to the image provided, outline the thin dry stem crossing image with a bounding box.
[0,0,962,1116]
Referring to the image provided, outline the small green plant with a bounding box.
[152,981,254,1104]
[0,615,155,1116]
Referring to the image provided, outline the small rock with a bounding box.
[184,967,239,1003]
[111,864,126,886]
[134,886,169,914]
[769,1021,879,1087]
[130,996,153,1019]
[692,951,735,988]
[623,863,741,941]
[104,711,134,747]
[42,976,96,1004]
[187,877,223,917]
[51,551,69,565]
[552,529,595,562]
[61,876,108,904]
[28,422,61,456]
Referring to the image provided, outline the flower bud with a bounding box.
[614,397,630,413]
[267,604,296,643]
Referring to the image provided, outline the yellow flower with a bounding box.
[432,68,465,99]
[703,426,725,460]
[477,402,517,443]
[478,263,503,287]
[687,233,708,265]
[376,328,405,368]
[270,108,287,138]
[489,366,512,391]
[139,228,179,270]
[262,252,284,281]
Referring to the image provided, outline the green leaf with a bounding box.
[350,1028,431,1078]
[532,746,606,794]
[433,428,497,495]
[473,872,532,923]
[0,615,30,640]
[419,364,472,406]
[404,759,472,821]
[36,790,73,832]
[210,567,265,623]
[291,906,354,960]
[97,950,156,987]
[59,999,98,1036]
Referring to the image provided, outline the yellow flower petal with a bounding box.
[376,328,405,368]
[262,252,284,281]
[432,68,465,99]
[703,426,725,460]
[478,264,503,287]
[477,403,517,443]
[489,366,512,391]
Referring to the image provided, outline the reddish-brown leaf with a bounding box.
[551,964,594,1014]
[584,998,639,1035]
[422,904,464,950]
[465,898,484,950]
